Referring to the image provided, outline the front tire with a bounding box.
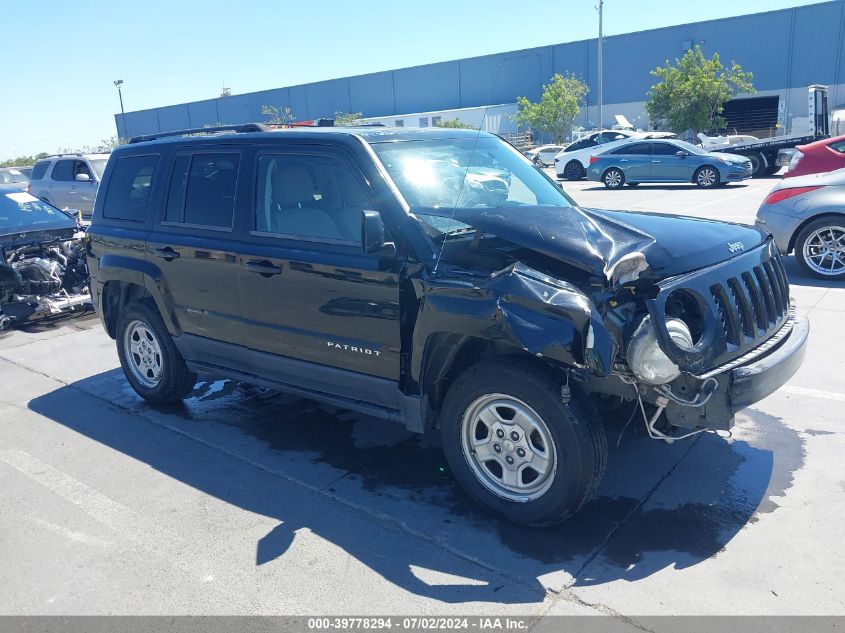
[794,217,845,280]
[563,160,585,181]
[116,301,196,404]
[439,359,607,526]
[694,165,719,188]
[602,168,625,189]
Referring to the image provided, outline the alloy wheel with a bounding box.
[697,168,717,187]
[802,226,845,276]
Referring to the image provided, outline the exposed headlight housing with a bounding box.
[627,316,694,385]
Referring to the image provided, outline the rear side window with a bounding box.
[829,140,845,153]
[164,153,239,228]
[31,161,50,180]
[51,159,75,181]
[102,155,160,221]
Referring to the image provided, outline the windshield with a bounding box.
[673,140,710,156]
[0,191,74,230]
[371,135,574,237]
[0,169,28,184]
[89,159,108,179]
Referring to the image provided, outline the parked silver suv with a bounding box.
[28,153,109,217]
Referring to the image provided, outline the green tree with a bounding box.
[510,73,588,143]
[334,111,364,126]
[261,104,296,125]
[646,46,754,134]
[434,117,475,129]
[1,152,48,168]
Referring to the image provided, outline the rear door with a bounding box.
[235,144,403,382]
[609,142,651,181]
[146,148,245,345]
[47,159,75,208]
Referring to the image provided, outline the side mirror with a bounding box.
[75,173,92,182]
[675,150,688,158]
[361,210,396,256]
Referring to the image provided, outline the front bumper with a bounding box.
[664,312,809,430]
[730,313,809,412]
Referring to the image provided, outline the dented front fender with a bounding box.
[409,262,617,391]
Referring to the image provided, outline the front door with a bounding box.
[649,141,691,182]
[236,148,403,382]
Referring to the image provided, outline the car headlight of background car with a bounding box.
[627,316,694,384]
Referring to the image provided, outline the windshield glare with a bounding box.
[89,159,108,179]
[371,136,573,237]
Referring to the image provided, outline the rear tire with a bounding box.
[694,165,719,188]
[439,359,607,526]
[602,168,625,189]
[116,301,196,404]
[563,160,585,181]
[794,217,845,281]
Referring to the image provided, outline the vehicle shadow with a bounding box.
[27,372,802,601]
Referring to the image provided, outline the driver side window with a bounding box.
[255,154,369,244]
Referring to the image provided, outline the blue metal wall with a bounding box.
[116,0,845,138]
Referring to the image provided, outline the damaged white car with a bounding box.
[0,188,90,330]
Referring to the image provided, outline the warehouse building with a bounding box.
[116,0,845,140]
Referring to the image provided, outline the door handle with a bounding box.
[244,260,282,277]
[151,247,180,261]
[619,159,629,162]
[651,160,662,163]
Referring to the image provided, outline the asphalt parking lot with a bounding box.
[1,174,843,622]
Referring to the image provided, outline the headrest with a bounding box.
[271,165,315,207]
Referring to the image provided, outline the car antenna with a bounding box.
[432,60,505,276]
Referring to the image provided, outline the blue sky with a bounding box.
[0,0,824,159]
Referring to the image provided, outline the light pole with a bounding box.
[114,80,127,139]
[596,0,604,131]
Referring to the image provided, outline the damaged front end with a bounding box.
[414,202,806,442]
[0,192,91,330]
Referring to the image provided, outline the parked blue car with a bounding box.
[587,139,753,189]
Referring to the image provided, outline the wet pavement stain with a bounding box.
[161,381,806,576]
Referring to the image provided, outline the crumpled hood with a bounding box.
[426,205,768,281]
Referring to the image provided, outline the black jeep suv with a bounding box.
[87,124,808,526]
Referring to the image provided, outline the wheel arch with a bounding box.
[692,164,720,184]
[787,212,845,254]
[101,280,153,339]
[418,333,568,426]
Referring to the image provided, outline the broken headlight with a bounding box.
[627,316,693,385]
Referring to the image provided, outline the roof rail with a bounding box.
[128,123,272,144]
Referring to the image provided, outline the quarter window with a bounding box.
[164,153,240,228]
[30,161,50,180]
[419,117,429,128]
[255,154,369,244]
[102,154,160,221]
